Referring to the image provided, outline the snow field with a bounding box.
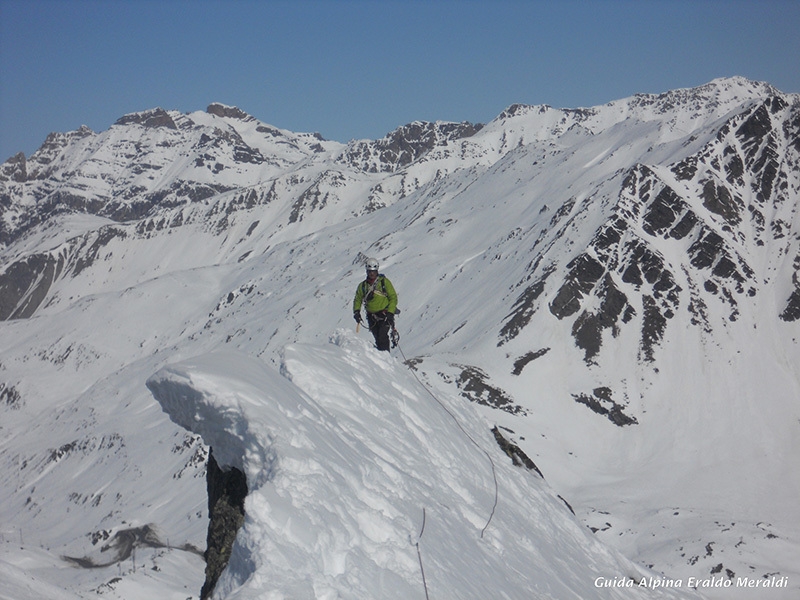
[148,330,696,599]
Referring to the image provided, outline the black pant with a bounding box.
[367,312,392,351]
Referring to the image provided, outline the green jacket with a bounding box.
[353,275,397,314]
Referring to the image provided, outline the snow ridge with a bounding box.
[147,333,691,600]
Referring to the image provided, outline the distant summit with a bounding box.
[206,103,254,121]
[115,107,178,129]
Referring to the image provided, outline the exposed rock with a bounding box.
[498,267,554,345]
[114,108,178,129]
[491,426,543,477]
[201,449,247,600]
[0,253,63,320]
[0,226,130,321]
[701,179,742,225]
[0,382,22,409]
[779,254,800,322]
[511,348,550,375]
[26,126,94,177]
[640,295,669,362]
[72,227,128,275]
[780,289,800,322]
[289,171,344,223]
[571,274,636,363]
[206,103,253,121]
[641,185,690,236]
[549,254,605,320]
[572,387,638,426]
[451,364,527,415]
[0,152,27,182]
[341,120,482,172]
[63,524,202,568]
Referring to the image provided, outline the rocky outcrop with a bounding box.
[0,382,22,409]
[340,120,482,172]
[491,426,543,477]
[500,92,800,371]
[206,103,253,121]
[0,252,63,320]
[201,449,248,600]
[114,108,178,129]
[63,524,202,569]
[0,226,128,320]
[0,152,27,183]
[452,364,527,415]
[572,387,638,427]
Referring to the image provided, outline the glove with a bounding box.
[387,312,395,327]
[354,311,362,324]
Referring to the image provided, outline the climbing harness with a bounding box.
[360,275,389,302]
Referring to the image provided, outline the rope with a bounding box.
[396,342,499,538]
[415,508,430,600]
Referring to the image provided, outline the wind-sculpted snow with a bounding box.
[2,77,800,599]
[148,331,692,599]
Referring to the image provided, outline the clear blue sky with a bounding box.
[1,0,799,161]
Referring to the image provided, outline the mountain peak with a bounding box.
[703,75,782,97]
[618,76,785,117]
[340,119,483,172]
[114,107,178,129]
[206,103,254,121]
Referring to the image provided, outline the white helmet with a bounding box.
[365,258,379,272]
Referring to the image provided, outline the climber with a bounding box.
[353,258,398,351]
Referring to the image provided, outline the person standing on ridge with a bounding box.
[353,258,398,351]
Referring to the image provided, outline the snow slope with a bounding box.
[147,334,695,600]
[0,77,798,598]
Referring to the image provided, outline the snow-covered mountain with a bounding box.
[1,76,798,599]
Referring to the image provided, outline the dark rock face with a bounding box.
[502,94,800,369]
[62,524,203,569]
[780,254,800,322]
[511,348,550,375]
[0,152,27,182]
[0,226,129,320]
[341,120,483,172]
[0,382,22,409]
[549,254,606,320]
[201,449,248,600]
[289,170,344,223]
[570,274,636,363]
[452,364,527,415]
[206,103,252,121]
[781,289,800,321]
[0,253,63,319]
[491,426,544,477]
[115,108,178,129]
[572,387,638,426]
[498,267,554,346]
